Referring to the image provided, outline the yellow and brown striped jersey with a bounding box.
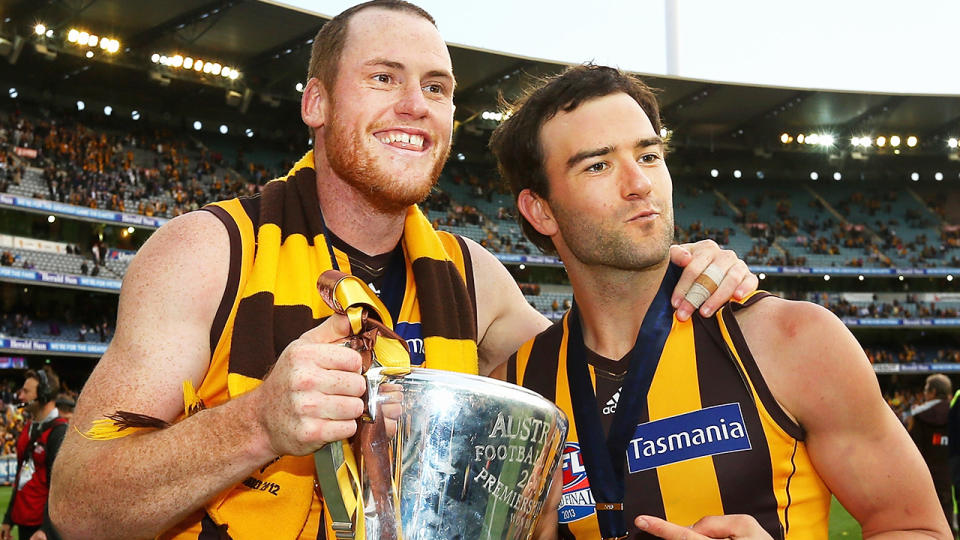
[159,151,478,539]
[508,293,831,540]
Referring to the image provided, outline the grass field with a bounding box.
[0,485,863,539]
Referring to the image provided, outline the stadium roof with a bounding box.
[2,0,960,154]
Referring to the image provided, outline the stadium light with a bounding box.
[131,110,140,120]
[103,105,112,116]
[733,169,742,179]
[858,275,864,281]
[890,135,901,147]
[758,273,766,280]
[756,171,765,179]
[245,128,254,138]
[948,275,954,282]
[519,264,526,270]
[710,169,719,178]
[935,172,944,181]
[456,152,466,161]
[295,82,304,92]
[35,24,46,36]
[876,136,886,147]
[806,134,820,145]
[819,134,835,146]
[797,133,805,144]
[193,121,202,131]
[833,172,842,181]
[127,227,135,234]
[219,124,228,134]
[780,133,790,144]
[906,135,918,147]
[810,171,819,180]
[898,275,905,281]
[910,172,919,181]
[85,51,94,59]
[823,275,830,281]
[660,127,668,138]
[76,100,85,111]
[949,138,958,149]
[8,88,17,99]
[151,53,160,63]
[47,215,55,223]
[68,28,121,54]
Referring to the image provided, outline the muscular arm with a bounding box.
[739,298,951,539]
[466,238,551,378]
[49,212,365,539]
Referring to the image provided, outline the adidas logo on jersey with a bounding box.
[602,389,621,415]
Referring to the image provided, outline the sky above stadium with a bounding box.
[268,0,960,96]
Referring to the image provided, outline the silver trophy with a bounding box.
[349,366,568,540]
[313,271,568,539]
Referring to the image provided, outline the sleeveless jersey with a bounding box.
[508,293,831,539]
[159,193,477,539]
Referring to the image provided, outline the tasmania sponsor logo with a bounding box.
[558,442,595,523]
[627,403,751,473]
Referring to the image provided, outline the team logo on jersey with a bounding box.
[626,402,751,473]
[602,389,621,415]
[558,442,596,523]
[394,321,425,365]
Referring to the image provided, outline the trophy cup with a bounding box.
[314,271,568,540]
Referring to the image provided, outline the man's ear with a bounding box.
[517,188,558,237]
[301,77,327,129]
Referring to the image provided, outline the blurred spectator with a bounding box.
[906,374,953,527]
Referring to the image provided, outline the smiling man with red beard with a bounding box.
[48,3,757,539]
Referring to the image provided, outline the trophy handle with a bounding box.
[314,270,409,540]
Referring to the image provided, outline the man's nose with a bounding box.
[621,159,653,199]
[395,83,429,119]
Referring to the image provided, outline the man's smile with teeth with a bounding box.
[376,130,425,150]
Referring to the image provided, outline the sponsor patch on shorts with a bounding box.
[626,402,751,473]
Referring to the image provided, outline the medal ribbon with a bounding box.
[565,263,681,538]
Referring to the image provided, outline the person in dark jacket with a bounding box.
[909,374,953,527]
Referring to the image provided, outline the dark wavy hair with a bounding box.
[489,64,663,254]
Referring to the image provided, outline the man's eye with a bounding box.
[640,153,661,164]
[424,83,444,94]
[373,74,392,84]
[586,162,608,173]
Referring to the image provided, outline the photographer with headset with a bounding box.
[2,368,66,540]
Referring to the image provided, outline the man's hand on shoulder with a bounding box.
[670,240,757,321]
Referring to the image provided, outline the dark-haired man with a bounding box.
[491,64,950,539]
[2,369,66,540]
[50,3,754,539]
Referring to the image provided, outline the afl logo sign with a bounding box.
[559,442,596,523]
